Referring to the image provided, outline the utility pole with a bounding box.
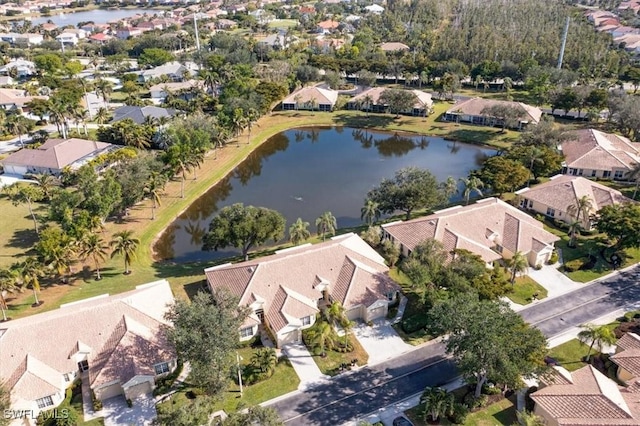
[557,17,570,69]
[236,352,243,396]
[193,13,201,52]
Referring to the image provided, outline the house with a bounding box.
[317,19,340,33]
[148,79,204,100]
[56,31,80,46]
[0,280,177,422]
[560,129,640,180]
[116,27,144,40]
[0,88,47,110]
[111,105,178,124]
[443,97,543,129]
[611,332,640,383]
[531,365,640,425]
[515,175,632,229]
[0,59,36,78]
[88,33,113,44]
[364,4,384,14]
[382,198,560,267]
[281,86,339,111]
[204,233,400,348]
[137,61,190,83]
[0,76,15,86]
[215,18,238,29]
[347,87,433,116]
[1,138,117,177]
[380,41,409,52]
[0,32,43,45]
[257,33,295,49]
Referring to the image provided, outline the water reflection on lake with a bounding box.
[154,127,495,262]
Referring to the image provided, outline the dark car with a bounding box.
[392,416,414,426]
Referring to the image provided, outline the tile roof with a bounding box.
[282,86,339,106]
[148,79,204,93]
[0,280,175,404]
[617,333,640,351]
[532,365,640,424]
[350,87,433,109]
[0,88,46,107]
[561,129,640,172]
[611,349,640,377]
[382,198,558,262]
[380,42,409,51]
[445,97,543,124]
[1,138,115,171]
[517,175,631,219]
[111,105,177,125]
[205,234,398,334]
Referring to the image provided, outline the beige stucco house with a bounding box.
[0,281,177,424]
[382,198,559,267]
[515,175,631,230]
[560,129,640,180]
[347,87,433,116]
[281,86,339,112]
[205,233,399,348]
[442,97,542,129]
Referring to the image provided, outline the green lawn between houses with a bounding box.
[506,276,548,306]
[404,395,518,426]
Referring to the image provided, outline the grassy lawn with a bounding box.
[310,334,368,376]
[268,19,298,29]
[548,339,591,371]
[506,275,548,306]
[388,268,433,346]
[0,197,43,268]
[405,395,517,426]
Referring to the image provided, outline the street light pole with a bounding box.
[237,352,243,396]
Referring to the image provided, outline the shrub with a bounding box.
[548,250,559,264]
[563,259,585,272]
[91,390,102,411]
[126,398,133,408]
[448,402,469,425]
[360,226,382,247]
[463,393,488,410]
[534,263,543,270]
[401,314,428,334]
[482,383,502,395]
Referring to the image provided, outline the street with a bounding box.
[270,265,640,425]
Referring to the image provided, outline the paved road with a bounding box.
[270,265,640,425]
[520,265,640,337]
[268,340,457,425]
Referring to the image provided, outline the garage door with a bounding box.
[125,381,152,399]
[346,306,361,321]
[96,384,123,401]
[367,306,386,321]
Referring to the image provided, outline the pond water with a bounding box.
[154,127,496,262]
[30,8,162,26]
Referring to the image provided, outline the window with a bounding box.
[578,169,584,176]
[63,373,71,382]
[614,170,624,179]
[603,171,611,178]
[495,244,503,254]
[546,207,556,217]
[154,362,170,375]
[78,360,89,372]
[301,316,312,326]
[591,170,597,177]
[36,395,54,409]
[239,326,254,338]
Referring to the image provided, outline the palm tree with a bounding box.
[316,211,337,241]
[245,108,259,144]
[110,230,139,275]
[567,220,582,248]
[441,176,458,201]
[459,176,484,205]
[44,238,77,284]
[19,257,45,307]
[508,251,529,283]
[0,267,20,321]
[525,147,545,187]
[95,107,110,125]
[578,324,616,362]
[5,115,30,147]
[251,348,278,376]
[325,301,351,346]
[144,171,167,220]
[31,173,59,201]
[420,387,455,423]
[163,142,192,198]
[515,411,545,426]
[360,199,381,226]
[567,195,594,229]
[4,183,44,234]
[79,234,108,280]
[310,321,335,357]
[362,94,374,117]
[289,218,311,245]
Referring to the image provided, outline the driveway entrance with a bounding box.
[352,320,413,365]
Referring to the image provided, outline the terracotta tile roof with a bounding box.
[205,234,398,334]
[6,355,64,401]
[318,20,340,29]
[618,333,640,351]
[445,97,542,124]
[561,129,640,172]
[518,175,631,219]
[382,198,558,262]
[282,86,339,106]
[0,280,175,404]
[0,88,46,108]
[380,42,410,51]
[1,138,115,171]
[349,87,433,109]
[532,365,640,425]
[612,349,640,377]
[148,79,204,93]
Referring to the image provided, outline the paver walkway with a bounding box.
[282,343,329,390]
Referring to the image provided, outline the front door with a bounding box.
[256,309,264,322]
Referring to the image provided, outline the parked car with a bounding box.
[392,415,414,426]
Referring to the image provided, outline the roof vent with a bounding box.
[429,220,436,225]
[248,266,255,273]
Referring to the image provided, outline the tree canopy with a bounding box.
[203,203,286,260]
[596,203,640,250]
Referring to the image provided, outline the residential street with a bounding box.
[270,265,640,425]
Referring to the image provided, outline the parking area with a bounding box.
[352,319,413,366]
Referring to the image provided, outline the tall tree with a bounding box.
[378,89,418,117]
[477,156,529,196]
[223,406,284,426]
[596,204,640,250]
[420,387,455,423]
[441,176,458,201]
[144,171,167,220]
[79,234,108,280]
[289,217,310,245]
[430,294,548,398]
[360,199,381,226]
[18,257,45,307]
[110,230,139,275]
[165,291,248,396]
[507,251,529,283]
[4,183,44,234]
[577,324,616,362]
[203,204,286,261]
[5,115,31,147]
[0,267,20,322]
[459,176,484,205]
[481,104,525,132]
[31,174,59,201]
[315,211,337,241]
[367,167,446,220]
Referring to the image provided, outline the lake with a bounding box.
[30,8,162,27]
[154,127,496,262]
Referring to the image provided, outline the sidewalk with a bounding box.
[281,343,329,390]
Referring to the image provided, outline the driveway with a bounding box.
[282,343,329,390]
[528,264,583,298]
[352,320,413,366]
[102,394,156,426]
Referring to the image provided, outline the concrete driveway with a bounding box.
[102,394,156,426]
[282,343,329,390]
[528,264,583,298]
[352,320,413,366]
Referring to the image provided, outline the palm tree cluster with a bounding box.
[303,302,353,359]
[243,348,278,384]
